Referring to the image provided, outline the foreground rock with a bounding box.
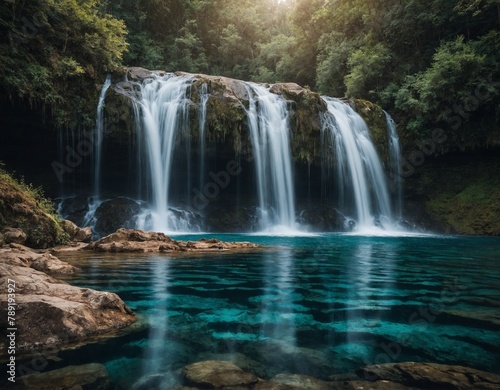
[357,362,500,390]
[85,228,261,253]
[0,247,135,355]
[166,360,500,389]
[1,245,79,274]
[183,360,260,388]
[5,363,112,390]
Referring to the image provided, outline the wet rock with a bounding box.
[3,227,27,244]
[183,360,260,388]
[86,228,261,253]
[9,363,112,389]
[94,197,141,237]
[357,362,500,390]
[56,196,90,227]
[0,250,135,354]
[297,205,347,231]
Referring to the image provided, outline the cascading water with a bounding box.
[198,83,209,191]
[93,74,112,200]
[321,98,393,230]
[245,83,296,231]
[80,72,403,236]
[134,74,197,233]
[385,111,403,219]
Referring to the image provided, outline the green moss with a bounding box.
[278,85,325,164]
[351,99,389,163]
[205,97,246,153]
[413,157,500,235]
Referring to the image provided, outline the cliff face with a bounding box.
[103,67,372,166]
[86,67,500,235]
[1,67,498,236]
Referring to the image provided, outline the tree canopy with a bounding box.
[0,0,499,139]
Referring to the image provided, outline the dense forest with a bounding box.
[1,0,499,142]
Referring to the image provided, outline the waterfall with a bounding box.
[321,98,392,229]
[385,111,403,219]
[245,83,296,231]
[198,83,209,192]
[134,74,196,233]
[93,74,112,200]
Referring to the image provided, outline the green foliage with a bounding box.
[0,0,127,127]
[1,0,499,142]
[345,41,392,99]
[0,163,59,223]
[0,162,69,246]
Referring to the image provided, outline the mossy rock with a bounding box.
[0,167,68,248]
[271,83,326,165]
[351,99,389,164]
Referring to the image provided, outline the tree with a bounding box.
[0,0,128,127]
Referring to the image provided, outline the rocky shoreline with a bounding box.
[82,228,262,253]
[0,245,136,357]
[0,227,264,361]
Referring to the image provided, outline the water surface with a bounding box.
[54,233,500,387]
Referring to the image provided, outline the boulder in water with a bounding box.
[94,197,141,237]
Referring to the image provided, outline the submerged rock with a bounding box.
[172,359,500,389]
[262,373,332,390]
[183,360,260,388]
[0,248,135,355]
[357,362,500,389]
[6,363,112,390]
[85,228,261,253]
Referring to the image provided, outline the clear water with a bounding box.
[49,234,499,388]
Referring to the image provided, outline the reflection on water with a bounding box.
[142,260,170,375]
[51,234,500,387]
[261,249,296,343]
